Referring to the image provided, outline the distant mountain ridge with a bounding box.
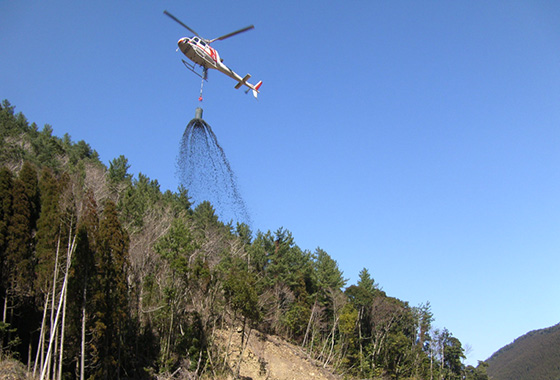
[486,322,560,380]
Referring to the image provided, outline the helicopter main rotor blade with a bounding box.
[163,10,201,38]
[209,25,255,43]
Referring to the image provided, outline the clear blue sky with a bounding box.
[2,0,559,366]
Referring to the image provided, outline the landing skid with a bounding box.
[182,59,208,81]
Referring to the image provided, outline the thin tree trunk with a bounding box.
[223,311,237,368]
[302,299,317,349]
[80,289,86,380]
[28,341,32,372]
[324,316,339,367]
[2,291,7,323]
[47,236,62,379]
[235,327,252,379]
[34,295,49,377]
[40,269,67,380]
[430,350,433,380]
[58,230,73,380]
[358,308,363,373]
[53,327,59,380]
[40,234,76,380]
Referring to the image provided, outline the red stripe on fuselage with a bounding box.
[192,41,217,63]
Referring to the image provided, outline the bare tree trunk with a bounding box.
[58,230,73,380]
[80,290,86,380]
[430,351,433,380]
[358,308,363,373]
[2,291,7,323]
[324,316,339,367]
[53,327,59,380]
[28,341,32,372]
[302,299,317,349]
[40,234,76,380]
[235,327,252,379]
[206,346,218,379]
[40,272,65,380]
[223,311,237,368]
[47,237,62,379]
[34,295,49,377]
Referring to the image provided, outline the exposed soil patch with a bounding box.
[215,328,342,380]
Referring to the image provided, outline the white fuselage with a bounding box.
[178,37,244,83]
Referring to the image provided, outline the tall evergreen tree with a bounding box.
[313,248,346,292]
[5,162,39,299]
[6,178,34,297]
[68,190,99,380]
[91,200,129,380]
[0,167,13,300]
[34,168,62,296]
[18,161,40,228]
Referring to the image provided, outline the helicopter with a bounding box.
[164,10,262,99]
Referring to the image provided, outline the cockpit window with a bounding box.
[200,41,207,46]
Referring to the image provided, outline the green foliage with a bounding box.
[162,184,192,217]
[0,321,21,356]
[192,200,220,231]
[465,361,489,380]
[0,99,101,171]
[0,167,13,286]
[90,200,130,379]
[118,172,162,228]
[281,302,310,338]
[34,168,62,294]
[357,267,380,296]
[313,247,346,293]
[155,218,198,277]
[108,155,132,184]
[338,303,358,336]
[5,178,34,296]
[222,258,260,322]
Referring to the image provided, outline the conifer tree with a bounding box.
[6,178,34,297]
[0,167,13,323]
[18,161,40,228]
[35,168,62,296]
[91,200,129,380]
[5,162,39,299]
[0,168,13,264]
[68,190,98,380]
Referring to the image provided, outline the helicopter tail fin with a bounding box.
[252,81,262,99]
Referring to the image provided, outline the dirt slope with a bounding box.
[215,328,342,380]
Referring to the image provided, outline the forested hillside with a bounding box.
[0,99,489,379]
[486,323,560,380]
